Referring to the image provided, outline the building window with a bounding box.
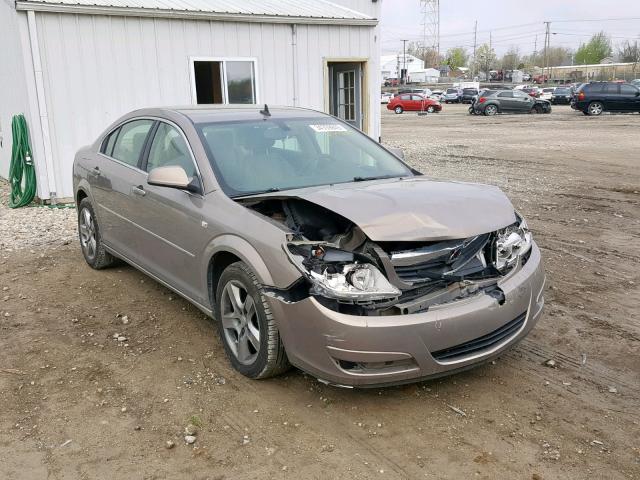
[192,59,257,105]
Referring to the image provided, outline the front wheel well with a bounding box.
[208,251,243,310]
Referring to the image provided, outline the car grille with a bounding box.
[431,312,526,362]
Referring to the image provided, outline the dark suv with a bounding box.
[572,82,640,115]
[460,88,479,103]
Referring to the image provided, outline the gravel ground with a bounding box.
[1,104,639,480]
[0,180,76,253]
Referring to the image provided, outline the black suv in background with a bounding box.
[572,82,640,115]
[551,86,572,104]
[460,88,479,103]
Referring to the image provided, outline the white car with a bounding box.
[539,88,555,101]
[381,92,393,104]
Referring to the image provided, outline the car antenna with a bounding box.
[259,104,271,118]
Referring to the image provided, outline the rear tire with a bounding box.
[484,104,498,116]
[77,198,115,270]
[215,261,290,379]
[394,106,403,114]
[587,101,604,116]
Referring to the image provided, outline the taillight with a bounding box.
[479,97,486,103]
[578,92,585,100]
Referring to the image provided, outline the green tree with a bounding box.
[445,47,469,70]
[574,32,612,65]
[501,47,520,70]
[473,43,496,77]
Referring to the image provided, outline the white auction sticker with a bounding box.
[309,124,347,133]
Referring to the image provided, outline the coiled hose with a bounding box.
[8,114,37,208]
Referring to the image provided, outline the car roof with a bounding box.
[127,105,329,124]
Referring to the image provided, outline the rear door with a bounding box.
[496,91,514,111]
[91,119,155,259]
[127,120,208,303]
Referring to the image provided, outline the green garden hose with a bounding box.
[8,114,37,208]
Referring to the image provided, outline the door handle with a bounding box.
[132,185,146,197]
[91,166,101,176]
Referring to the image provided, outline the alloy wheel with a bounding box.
[79,207,97,261]
[220,280,260,365]
[588,102,603,115]
[427,106,435,113]
[484,105,498,116]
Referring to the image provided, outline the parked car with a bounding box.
[381,92,393,104]
[387,93,442,113]
[572,81,640,115]
[397,88,433,97]
[443,88,462,103]
[384,77,399,87]
[522,87,541,98]
[468,89,496,114]
[460,88,479,104]
[472,89,551,115]
[550,87,572,105]
[539,88,555,101]
[522,73,532,81]
[430,89,444,101]
[632,79,640,87]
[73,106,544,387]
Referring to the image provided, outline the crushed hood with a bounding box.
[268,177,516,242]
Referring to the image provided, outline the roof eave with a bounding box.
[14,1,378,26]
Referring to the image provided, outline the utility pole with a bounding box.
[472,20,477,79]
[544,21,550,84]
[401,39,408,85]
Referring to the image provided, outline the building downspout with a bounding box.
[26,10,57,201]
[291,24,298,106]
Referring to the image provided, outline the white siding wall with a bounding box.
[29,11,379,199]
[0,0,32,180]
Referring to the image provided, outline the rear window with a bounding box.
[555,88,570,94]
[446,88,457,94]
[463,89,477,94]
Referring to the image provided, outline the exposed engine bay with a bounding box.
[242,198,533,316]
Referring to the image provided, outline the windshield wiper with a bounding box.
[352,175,402,182]
[232,187,281,198]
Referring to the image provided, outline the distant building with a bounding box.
[407,68,441,83]
[381,54,425,81]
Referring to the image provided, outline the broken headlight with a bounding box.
[494,214,532,272]
[286,244,401,301]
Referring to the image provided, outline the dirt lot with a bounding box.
[1,104,639,479]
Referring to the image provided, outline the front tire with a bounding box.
[426,105,435,113]
[215,262,289,379]
[77,198,115,269]
[394,106,404,114]
[587,101,604,116]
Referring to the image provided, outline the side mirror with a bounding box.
[388,147,405,159]
[148,165,198,192]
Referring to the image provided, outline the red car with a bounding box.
[522,87,540,98]
[387,93,442,114]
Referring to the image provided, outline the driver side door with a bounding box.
[512,90,534,111]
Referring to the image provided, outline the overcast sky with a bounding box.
[381,0,640,56]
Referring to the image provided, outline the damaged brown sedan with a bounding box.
[73,105,545,387]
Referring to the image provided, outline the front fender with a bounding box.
[202,234,277,290]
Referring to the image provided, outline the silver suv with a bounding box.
[74,106,545,387]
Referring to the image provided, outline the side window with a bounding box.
[513,90,528,98]
[498,91,513,98]
[147,122,196,177]
[620,84,638,95]
[400,94,411,101]
[587,83,604,93]
[411,95,423,101]
[101,128,120,156]
[111,119,154,167]
[604,84,619,94]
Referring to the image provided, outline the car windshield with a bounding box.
[196,118,413,197]
[463,89,477,94]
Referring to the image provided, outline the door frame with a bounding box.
[323,58,369,134]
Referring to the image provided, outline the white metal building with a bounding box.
[380,53,424,81]
[0,0,381,201]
